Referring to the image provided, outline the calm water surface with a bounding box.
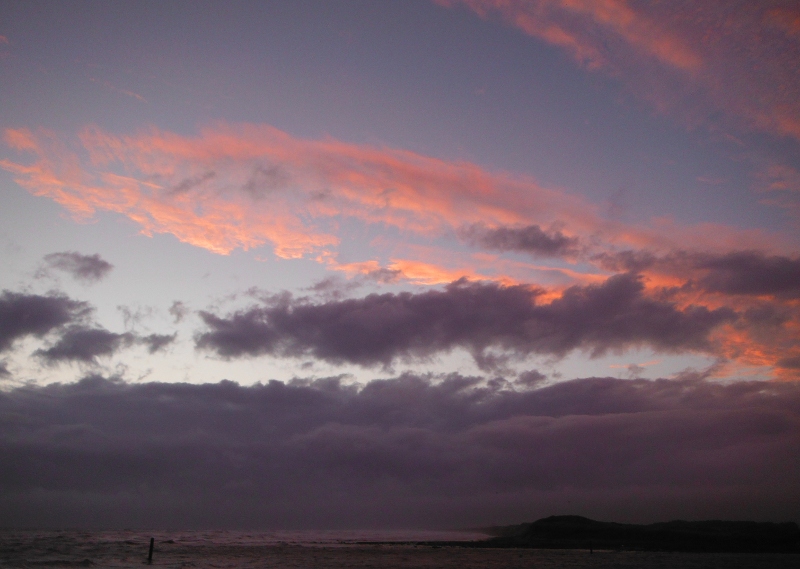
[1,529,797,568]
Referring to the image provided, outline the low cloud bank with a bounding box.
[1,374,798,529]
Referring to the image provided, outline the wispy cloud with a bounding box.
[89,77,147,102]
[1,124,784,264]
[39,251,113,284]
[439,0,800,141]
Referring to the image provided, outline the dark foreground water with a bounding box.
[1,529,797,568]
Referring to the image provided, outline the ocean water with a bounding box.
[1,529,797,568]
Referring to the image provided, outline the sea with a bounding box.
[1,528,797,568]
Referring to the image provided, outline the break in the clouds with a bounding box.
[41,251,113,284]
[197,275,734,369]
[460,223,580,257]
[1,373,798,528]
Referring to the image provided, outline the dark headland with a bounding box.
[429,516,800,553]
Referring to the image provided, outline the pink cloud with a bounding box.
[438,0,800,142]
[89,78,147,103]
[439,0,700,71]
[2,123,785,266]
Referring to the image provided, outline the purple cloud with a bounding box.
[168,300,189,323]
[460,223,579,257]
[0,374,798,528]
[42,251,113,284]
[696,252,800,298]
[35,327,135,364]
[595,250,800,298]
[0,289,175,364]
[196,275,735,368]
[0,291,90,353]
[34,328,177,364]
[140,332,177,354]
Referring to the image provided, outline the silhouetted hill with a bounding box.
[474,515,800,552]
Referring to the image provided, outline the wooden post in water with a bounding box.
[147,537,154,564]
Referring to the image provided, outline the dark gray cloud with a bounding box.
[196,275,735,368]
[778,355,800,370]
[0,360,9,377]
[696,251,800,298]
[0,290,89,352]
[0,290,174,364]
[42,252,114,284]
[35,326,135,364]
[35,328,177,364]
[242,163,290,199]
[1,374,798,529]
[140,332,177,354]
[595,250,800,298]
[169,300,189,323]
[170,171,216,194]
[515,369,547,387]
[460,223,579,257]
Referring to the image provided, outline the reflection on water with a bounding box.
[1,529,797,568]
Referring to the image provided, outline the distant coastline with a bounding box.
[431,516,800,553]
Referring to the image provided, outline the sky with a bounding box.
[0,0,799,529]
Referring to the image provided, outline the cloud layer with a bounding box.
[1,374,798,528]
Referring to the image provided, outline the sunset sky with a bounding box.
[1,0,799,529]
